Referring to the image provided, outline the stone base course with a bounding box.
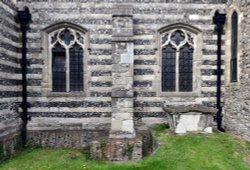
[90,130,153,161]
[28,129,109,148]
[0,133,21,162]
[27,129,153,162]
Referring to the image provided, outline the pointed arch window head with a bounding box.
[231,11,238,82]
[160,28,198,94]
[49,27,85,92]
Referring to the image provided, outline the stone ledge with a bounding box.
[163,104,217,114]
[109,130,136,139]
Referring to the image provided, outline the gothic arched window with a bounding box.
[161,29,194,92]
[231,11,238,82]
[49,28,85,92]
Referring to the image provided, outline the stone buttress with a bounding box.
[109,5,135,139]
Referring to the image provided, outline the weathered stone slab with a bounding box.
[163,104,216,134]
[112,87,133,98]
[163,104,217,114]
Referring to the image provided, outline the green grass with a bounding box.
[1,133,250,170]
[152,123,169,136]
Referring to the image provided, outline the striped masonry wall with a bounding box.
[14,0,226,131]
[224,0,250,141]
[0,0,22,159]
[0,0,21,139]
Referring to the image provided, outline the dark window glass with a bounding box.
[162,45,176,92]
[52,43,66,92]
[179,44,193,92]
[231,11,238,82]
[171,30,185,46]
[59,29,74,45]
[70,43,84,91]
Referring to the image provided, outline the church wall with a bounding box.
[0,0,22,160]
[224,0,250,141]
[15,0,226,133]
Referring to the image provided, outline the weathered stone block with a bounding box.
[112,4,133,16]
[105,134,145,161]
[110,120,122,131]
[90,141,103,160]
[112,64,131,73]
[113,75,133,86]
[112,16,133,37]
[112,87,133,98]
[112,98,133,108]
[112,112,133,121]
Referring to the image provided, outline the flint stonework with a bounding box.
[1,0,250,161]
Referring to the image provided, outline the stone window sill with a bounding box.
[229,81,240,86]
[158,92,200,97]
[46,92,86,97]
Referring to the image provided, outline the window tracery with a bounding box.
[49,28,85,92]
[161,29,194,92]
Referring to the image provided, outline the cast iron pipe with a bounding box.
[213,11,226,132]
[16,7,31,148]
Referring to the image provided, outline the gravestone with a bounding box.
[163,103,217,134]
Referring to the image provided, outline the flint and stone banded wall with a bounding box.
[15,0,226,131]
[224,0,250,141]
[0,0,22,160]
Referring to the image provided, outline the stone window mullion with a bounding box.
[176,50,180,92]
[49,44,53,91]
[65,47,70,92]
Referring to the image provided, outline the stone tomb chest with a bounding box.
[163,104,217,134]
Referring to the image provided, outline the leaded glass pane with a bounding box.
[179,44,193,92]
[162,45,176,92]
[70,43,84,91]
[51,32,58,44]
[52,43,66,92]
[161,33,169,44]
[76,32,84,44]
[231,12,238,82]
[171,30,185,46]
[59,28,74,45]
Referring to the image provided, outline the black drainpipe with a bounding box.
[213,11,226,132]
[16,7,31,148]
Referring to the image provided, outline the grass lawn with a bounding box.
[0,131,250,170]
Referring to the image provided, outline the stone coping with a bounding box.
[162,104,217,114]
